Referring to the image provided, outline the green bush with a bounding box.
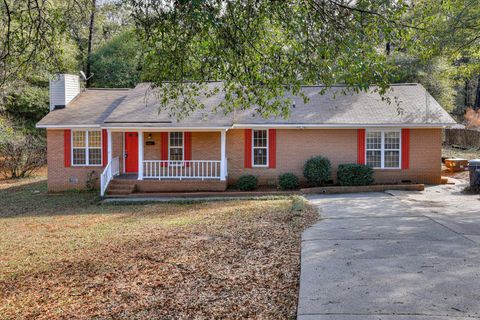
[236,175,258,191]
[303,156,331,186]
[337,163,374,186]
[279,173,300,190]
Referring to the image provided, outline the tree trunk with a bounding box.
[474,76,480,110]
[86,0,96,88]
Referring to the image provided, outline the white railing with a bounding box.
[143,160,222,180]
[100,156,120,196]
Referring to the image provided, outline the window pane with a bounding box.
[366,150,381,168]
[88,148,102,165]
[253,148,267,166]
[366,132,381,150]
[170,147,183,161]
[169,132,183,147]
[253,130,267,147]
[385,150,400,168]
[72,131,86,148]
[385,132,400,150]
[72,148,86,165]
[88,131,102,148]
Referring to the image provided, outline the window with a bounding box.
[366,130,401,169]
[72,130,102,166]
[252,129,268,166]
[169,132,184,162]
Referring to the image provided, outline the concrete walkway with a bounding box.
[298,183,480,319]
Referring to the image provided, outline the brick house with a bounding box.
[37,74,456,196]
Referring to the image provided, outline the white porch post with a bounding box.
[220,130,227,181]
[138,131,144,180]
[107,130,112,164]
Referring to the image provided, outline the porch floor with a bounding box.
[115,174,222,181]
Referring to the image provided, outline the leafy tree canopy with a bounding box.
[90,30,142,88]
[129,0,416,118]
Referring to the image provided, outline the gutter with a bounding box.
[36,124,101,129]
[36,123,456,130]
[231,123,457,129]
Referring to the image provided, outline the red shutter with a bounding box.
[161,132,169,167]
[357,129,366,165]
[64,129,71,167]
[401,128,410,169]
[184,132,192,167]
[102,129,108,167]
[244,129,252,168]
[268,129,276,168]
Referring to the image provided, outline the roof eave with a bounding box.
[36,124,102,129]
[231,123,457,129]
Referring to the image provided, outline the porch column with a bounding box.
[220,130,227,181]
[107,130,112,164]
[138,131,144,180]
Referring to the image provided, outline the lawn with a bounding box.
[0,174,317,319]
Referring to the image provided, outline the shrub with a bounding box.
[86,171,98,191]
[303,156,331,186]
[337,163,374,186]
[236,175,258,191]
[279,173,300,190]
[0,129,46,179]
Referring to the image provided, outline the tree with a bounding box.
[86,0,97,87]
[90,30,142,88]
[0,118,46,178]
[406,0,480,115]
[0,0,67,88]
[128,0,417,118]
[63,0,133,86]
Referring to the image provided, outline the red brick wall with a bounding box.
[47,129,104,192]
[46,128,442,192]
[226,128,442,186]
[142,131,221,161]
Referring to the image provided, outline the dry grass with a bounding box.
[442,145,480,160]
[0,174,317,319]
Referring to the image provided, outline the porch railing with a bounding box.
[143,160,222,180]
[100,156,120,196]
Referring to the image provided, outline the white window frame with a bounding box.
[168,131,184,165]
[365,129,402,169]
[252,129,269,167]
[71,129,103,167]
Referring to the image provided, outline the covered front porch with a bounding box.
[100,129,228,196]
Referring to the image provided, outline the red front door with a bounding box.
[125,132,139,173]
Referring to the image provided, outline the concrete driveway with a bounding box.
[298,183,480,319]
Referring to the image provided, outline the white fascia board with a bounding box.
[104,126,231,132]
[36,124,101,129]
[37,123,456,130]
[231,123,455,129]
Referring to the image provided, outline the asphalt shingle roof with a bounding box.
[37,83,456,128]
[37,89,129,127]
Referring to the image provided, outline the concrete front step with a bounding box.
[106,190,134,196]
[108,184,134,190]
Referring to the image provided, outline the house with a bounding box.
[36,74,456,196]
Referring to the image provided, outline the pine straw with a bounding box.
[0,185,317,320]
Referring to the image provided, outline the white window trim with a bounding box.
[252,129,269,168]
[71,129,103,167]
[168,131,184,165]
[366,129,402,169]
